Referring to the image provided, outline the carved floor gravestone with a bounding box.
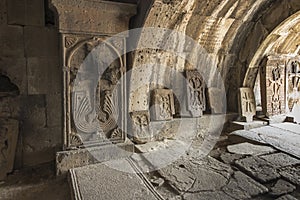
[239,87,256,122]
[151,89,175,121]
[186,70,206,117]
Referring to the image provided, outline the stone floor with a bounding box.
[1,126,300,200]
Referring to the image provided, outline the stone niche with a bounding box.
[50,0,136,173]
[0,75,20,180]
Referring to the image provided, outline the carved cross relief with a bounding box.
[287,60,300,112]
[239,87,256,122]
[186,70,206,117]
[151,89,175,121]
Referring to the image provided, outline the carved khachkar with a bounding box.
[151,89,175,121]
[130,111,152,144]
[239,88,256,122]
[63,34,127,149]
[0,119,18,180]
[186,70,206,117]
[287,59,300,112]
[260,56,286,117]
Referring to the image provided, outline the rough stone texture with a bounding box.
[232,125,300,158]
[69,160,157,200]
[260,153,300,168]
[239,87,256,122]
[7,0,45,26]
[56,143,134,175]
[235,156,280,183]
[275,194,299,200]
[223,171,269,199]
[270,179,296,197]
[184,191,235,200]
[227,142,276,156]
[51,0,136,34]
[0,25,24,58]
[159,156,233,193]
[0,119,19,180]
[220,153,244,164]
[279,166,300,186]
[24,26,59,58]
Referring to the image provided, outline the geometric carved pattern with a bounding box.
[186,70,206,117]
[287,59,300,112]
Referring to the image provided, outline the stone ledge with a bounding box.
[56,141,134,175]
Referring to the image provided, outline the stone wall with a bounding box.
[0,0,61,168]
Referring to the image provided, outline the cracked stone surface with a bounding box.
[158,156,232,193]
[220,153,245,164]
[270,179,296,197]
[227,142,276,156]
[279,166,300,185]
[235,156,280,183]
[222,171,268,199]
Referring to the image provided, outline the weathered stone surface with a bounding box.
[69,160,157,200]
[27,57,61,95]
[207,87,225,114]
[235,156,280,183]
[260,56,286,117]
[24,26,59,57]
[151,89,175,121]
[223,171,268,199]
[0,0,7,24]
[279,166,300,185]
[7,0,45,26]
[271,123,300,135]
[0,119,19,180]
[228,120,268,132]
[0,25,24,58]
[51,0,136,34]
[0,58,27,95]
[275,194,299,200]
[239,87,256,122]
[184,191,235,200]
[220,153,244,164]
[260,153,300,168]
[270,179,296,197]
[56,143,134,175]
[159,156,232,192]
[232,126,300,158]
[227,142,276,156]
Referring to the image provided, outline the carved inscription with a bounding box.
[186,70,206,117]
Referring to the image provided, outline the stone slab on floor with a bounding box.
[184,191,235,200]
[231,125,300,158]
[222,171,268,199]
[69,159,158,200]
[279,166,300,185]
[235,156,280,183]
[260,153,300,168]
[271,123,300,135]
[270,179,296,197]
[158,156,233,193]
[227,142,276,156]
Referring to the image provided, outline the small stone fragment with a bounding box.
[270,179,296,196]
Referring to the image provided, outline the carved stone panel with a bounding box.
[239,87,256,122]
[63,34,127,149]
[286,59,300,112]
[0,119,18,180]
[186,70,206,117]
[130,111,151,144]
[151,89,175,121]
[260,56,286,117]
